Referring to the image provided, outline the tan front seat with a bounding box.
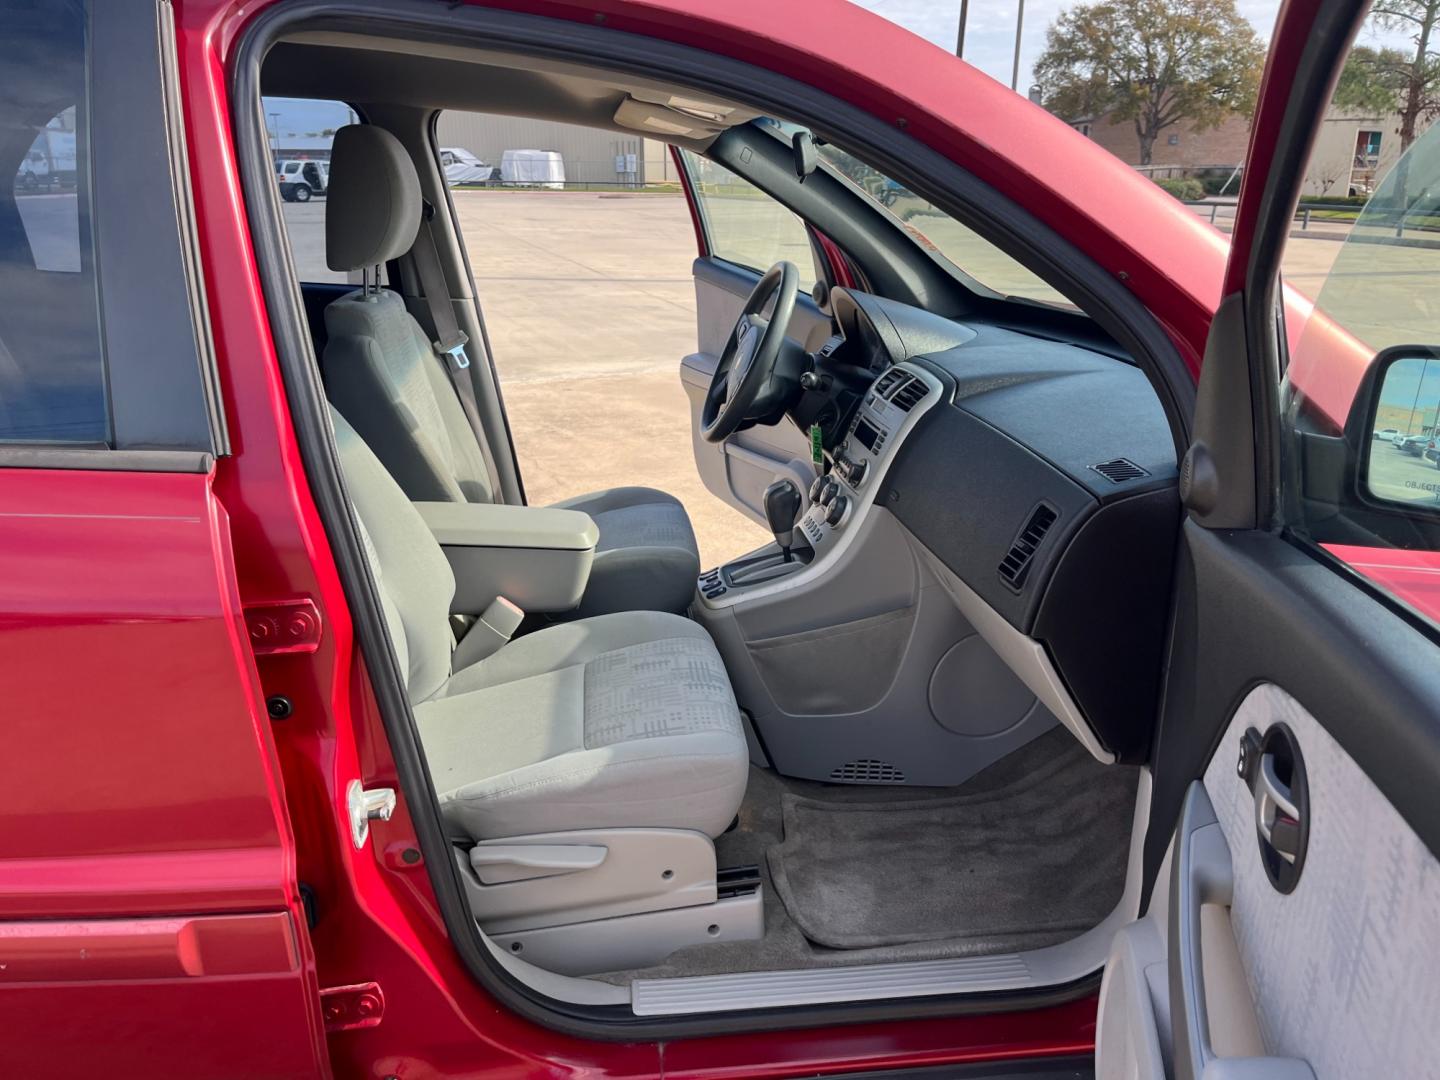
[333,407,749,841]
[319,124,701,617]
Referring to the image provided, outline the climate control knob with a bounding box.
[825,495,848,526]
[820,480,840,505]
[808,475,827,503]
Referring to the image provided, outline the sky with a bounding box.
[849,0,1407,94]
[266,1,1417,135]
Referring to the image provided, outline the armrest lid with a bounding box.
[415,501,599,551]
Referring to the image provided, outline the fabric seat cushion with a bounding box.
[547,488,700,617]
[417,611,747,840]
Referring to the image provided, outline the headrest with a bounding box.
[325,124,422,273]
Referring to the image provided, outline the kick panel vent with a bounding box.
[890,377,926,412]
[1089,457,1150,483]
[998,503,1059,590]
[830,759,907,784]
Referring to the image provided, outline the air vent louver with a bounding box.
[890,378,926,412]
[1090,457,1150,484]
[998,503,1058,590]
[871,369,906,399]
[829,759,907,784]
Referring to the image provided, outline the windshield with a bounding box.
[806,136,1075,309]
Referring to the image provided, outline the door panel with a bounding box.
[1099,3,1440,1075]
[682,256,830,526]
[1197,684,1438,1077]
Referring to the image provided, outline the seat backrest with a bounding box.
[320,124,494,505]
[332,407,457,705]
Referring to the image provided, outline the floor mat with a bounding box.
[767,741,1134,950]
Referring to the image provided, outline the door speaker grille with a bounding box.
[829,759,907,784]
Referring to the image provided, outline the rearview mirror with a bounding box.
[1360,346,1440,512]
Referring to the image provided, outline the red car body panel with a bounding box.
[0,468,330,1075]
[6,0,1406,1075]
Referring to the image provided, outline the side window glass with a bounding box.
[0,3,107,444]
[1278,20,1440,619]
[677,150,818,291]
[262,97,373,285]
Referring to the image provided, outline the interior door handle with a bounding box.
[1255,754,1301,864]
[1238,723,1310,891]
[1169,781,1314,1080]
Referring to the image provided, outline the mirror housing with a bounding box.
[1286,344,1440,553]
[1351,344,1440,516]
[791,130,818,182]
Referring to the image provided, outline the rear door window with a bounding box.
[0,0,223,457]
[1,5,106,443]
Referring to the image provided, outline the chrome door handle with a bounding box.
[1238,724,1310,892]
[1255,753,1301,863]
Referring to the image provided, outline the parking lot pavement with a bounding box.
[279,190,1390,566]
[1367,438,1440,507]
[282,192,772,567]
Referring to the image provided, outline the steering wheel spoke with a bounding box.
[701,261,799,444]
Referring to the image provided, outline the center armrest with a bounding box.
[414,502,599,615]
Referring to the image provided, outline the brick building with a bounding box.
[1066,112,1252,175]
[1066,105,1437,196]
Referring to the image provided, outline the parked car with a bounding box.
[441,146,495,185]
[3,1,1438,1078]
[1376,426,1399,441]
[276,158,328,201]
[1399,433,1432,456]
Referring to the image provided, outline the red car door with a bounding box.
[0,3,327,1076]
[1096,1,1440,1074]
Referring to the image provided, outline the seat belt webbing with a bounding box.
[411,206,504,499]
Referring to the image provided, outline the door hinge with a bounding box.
[243,599,323,656]
[319,981,384,1031]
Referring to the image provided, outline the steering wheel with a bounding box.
[701,260,799,443]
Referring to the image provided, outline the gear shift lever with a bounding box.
[763,479,803,562]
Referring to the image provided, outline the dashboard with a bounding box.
[795,288,1181,763]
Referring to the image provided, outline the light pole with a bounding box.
[268,111,280,157]
[1011,0,1026,91]
[956,0,969,58]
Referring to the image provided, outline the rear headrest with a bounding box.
[325,124,422,273]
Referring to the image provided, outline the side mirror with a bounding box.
[792,130,818,182]
[1354,345,1440,514]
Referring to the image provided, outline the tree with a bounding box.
[1033,0,1266,166]
[1338,5,1440,154]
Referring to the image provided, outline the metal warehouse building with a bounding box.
[435,111,680,186]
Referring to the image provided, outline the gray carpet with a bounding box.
[768,739,1135,949]
[595,727,1137,983]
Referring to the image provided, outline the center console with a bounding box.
[696,362,943,609]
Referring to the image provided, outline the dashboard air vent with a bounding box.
[830,759,906,784]
[1090,457,1150,484]
[871,368,906,399]
[890,377,926,412]
[998,503,1058,590]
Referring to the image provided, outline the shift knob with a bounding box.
[763,479,803,560]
